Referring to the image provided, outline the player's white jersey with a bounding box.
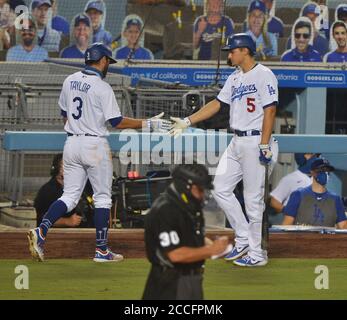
[58,70,121,136]
[217,64,278,131]
[270,170,312,206]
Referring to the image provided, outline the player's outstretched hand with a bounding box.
[259,144,273,165]
[169,117,191,138]
[148,112,172,132]
[209,236,229,257]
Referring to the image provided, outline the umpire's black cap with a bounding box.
[172,164,213,190]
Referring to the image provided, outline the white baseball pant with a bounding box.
[213,135,278,261]
[59,136,113,212]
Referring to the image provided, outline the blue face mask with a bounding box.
[315,172,329,186]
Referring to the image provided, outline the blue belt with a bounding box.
[234,130,261,137]
[67,132,98,137]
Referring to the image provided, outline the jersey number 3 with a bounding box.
[247,97,256,113]
[72,97,83,120]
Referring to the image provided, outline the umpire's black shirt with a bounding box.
[144,184,206,272]
[143,184,206,300]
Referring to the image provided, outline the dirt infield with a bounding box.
[1,228,347,259]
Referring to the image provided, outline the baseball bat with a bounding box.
[261,164,270,250]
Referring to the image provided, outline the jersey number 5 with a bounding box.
[247,97,256,113]
[72,97,83,120]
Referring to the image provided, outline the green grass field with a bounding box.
[0,259,346,300]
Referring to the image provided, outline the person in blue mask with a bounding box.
[282,158,347,229]
[270,153,319,214]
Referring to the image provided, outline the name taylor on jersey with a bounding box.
[70,80,91,94]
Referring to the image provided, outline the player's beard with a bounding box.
[102,65,109,78]
[227,57,233,67]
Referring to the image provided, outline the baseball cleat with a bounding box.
[93,248,124,263]
[224,245,249,261]
[27,227,45,262]
[233,254,268,267]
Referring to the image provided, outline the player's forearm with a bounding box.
[282,215,295,225]
[337,221,347,229]
[167,245,216,263]
[188,99,221,125]
[270,197,284,213]
[116,117,145,129]
[53,217,71,227]
[261,105,276,145]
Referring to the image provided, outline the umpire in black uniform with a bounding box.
[143,164,229,300]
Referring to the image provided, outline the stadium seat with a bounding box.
[278,37,289,56]
[0,50,7,61]
[234,23,243,34]
[127,3,202,56]
[283,24,292,38]
[163,21,193,59]
[48,52,60,58]
[225,6,247,24]
[276,7,301,25]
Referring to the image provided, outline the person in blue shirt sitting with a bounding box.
[50,0,70,37]
[6,14,48,62]
[324,21,347,63]
[60,13,92,59]
[114,15,153,60]
[84,0,112,47]
[245,0,277,59]
[281,18,321,62]
[282,158,347,229]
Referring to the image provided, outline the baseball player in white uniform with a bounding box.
[28,43,171,262]
[270,153,319,213]
[170,33,278,266]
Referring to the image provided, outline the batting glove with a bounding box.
[259,144,273,165]
[169,117,191,138]
[147,112,172,132]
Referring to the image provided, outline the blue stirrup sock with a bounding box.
[94,208,110,252]
[39,200,68,237]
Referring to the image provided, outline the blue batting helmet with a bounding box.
[85,43,117,64]
[222,33,256,54]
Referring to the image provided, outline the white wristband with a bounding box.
[183,117,191,126]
